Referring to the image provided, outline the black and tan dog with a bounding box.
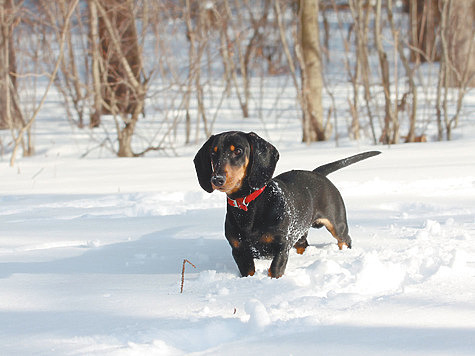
[194,131,380,278]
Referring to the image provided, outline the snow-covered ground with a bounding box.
[1,83,475,355]
[2,123,475,355]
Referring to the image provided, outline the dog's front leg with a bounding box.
[231,245,256,277]
[268,245,290,278]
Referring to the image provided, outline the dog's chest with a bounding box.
[226,183,308,252]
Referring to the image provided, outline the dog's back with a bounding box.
[274,170,348,241]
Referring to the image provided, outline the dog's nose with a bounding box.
[211,175,226,187]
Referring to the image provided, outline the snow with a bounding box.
[1,83,475,355]
[2,126,475,355]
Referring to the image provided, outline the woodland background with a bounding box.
[1,0,474,165]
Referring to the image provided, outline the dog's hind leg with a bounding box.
[315,218,352,250]
[293,232,309,254]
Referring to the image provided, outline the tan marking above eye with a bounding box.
[214,146,218,152]
[230,239,240,248]
[230,145,235,151]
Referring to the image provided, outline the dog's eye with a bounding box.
[233,147,243,156]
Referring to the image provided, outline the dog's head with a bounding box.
[193,131,279,195]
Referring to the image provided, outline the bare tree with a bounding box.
[89,0,102,128]
[0,0,25,132]
[184,0,211,141]
[91,0,148,157]
[374,0,398,144]
[347,0,374,141]
[299,0,326,142]
[436,0,474,141]
[442,0,475,88]
[9,0,79,166]
[219,0,274,120]
[387,0,418,143]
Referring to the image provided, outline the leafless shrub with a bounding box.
[7,0,80,166]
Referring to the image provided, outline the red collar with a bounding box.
[227,185,266,212]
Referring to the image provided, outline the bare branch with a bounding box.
[10,0,80,166]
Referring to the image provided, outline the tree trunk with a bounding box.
[0,0,24,130]
[97,0,142,116]
[117,121,136,157]
[299,0,325,142]
[88,0,102,128]
[443,0,475,88]
[92,0,146,157]
[409,0,440,63]
[375,0,398,144]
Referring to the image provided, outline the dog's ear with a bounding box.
[193,135,215,193]
[246,132,279,190]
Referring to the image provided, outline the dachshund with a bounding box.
[194,131,380,278]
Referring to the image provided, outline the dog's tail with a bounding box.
[313,151,381,176]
